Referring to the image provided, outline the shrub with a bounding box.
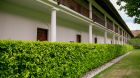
[0,40,133,78]
[128,38,140,49]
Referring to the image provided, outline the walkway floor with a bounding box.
[94,49,140,78]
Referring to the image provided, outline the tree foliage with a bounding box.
[117,0,140,24]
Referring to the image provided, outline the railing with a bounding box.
[120,28,122,35]
[107,18,113,30]
[55,0,89,17]
[93,14,105,26]
[54,0,116,30]
[115,24,118,33]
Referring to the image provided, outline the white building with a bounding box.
[0,0,133,44]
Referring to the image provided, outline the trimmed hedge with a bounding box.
[0,40,133,78]
[128,39,140,49]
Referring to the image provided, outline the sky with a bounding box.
[110,0,140,30]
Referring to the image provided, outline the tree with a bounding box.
[117,0,140,24]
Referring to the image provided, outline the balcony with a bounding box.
[92,14,105,26]
[107,18,113,30]
[55,0,89,17]
[119,28,123,35]
[115,24,118,33]
[53,0,109,28]
[92,6,105,26]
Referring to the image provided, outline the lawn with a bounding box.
[94,49,140,78]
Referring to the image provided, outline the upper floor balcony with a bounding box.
[115,24,118,33]
[119,28,123,35]
[53,0,117,34]
[107,18,113,30]
[92,6,105,26]
[55,0,89,17]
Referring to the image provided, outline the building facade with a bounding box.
[0,0,133,44]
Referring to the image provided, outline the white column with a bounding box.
[126,34,128,43]
[104,16,108,44]
[89,24,93,43]
[125,37,126,44]
[89,2,93,43]
[104,31,107,44]
[118,26,120,44]
[122,30,124,45]
[113,23,115,44]
[89,2,92,19]
[118,36,120,44]
[50,8,57,42]
[113,34,116,44]
[124,32,126,44]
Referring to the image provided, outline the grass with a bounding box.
[94,49,140,78]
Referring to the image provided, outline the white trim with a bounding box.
[36,0,59,10]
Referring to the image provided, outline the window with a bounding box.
[37,28,48,41]
[76,34,81,43]
[94,37,97,43]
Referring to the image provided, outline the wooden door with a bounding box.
[95,37,97,44]
[37,28,48,41]
[76,34,81,43]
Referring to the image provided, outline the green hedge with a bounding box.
[128,39,140,49]
[0,40,133,78]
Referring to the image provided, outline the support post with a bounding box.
[89,24,93,43]
[113,34,116,44]
[113,22,115,44]
[118,26,120,44]
[89,2,93,43]
[122,30,124,45]
[104,16,107,44]
[89,2,92,19]
[104,31,107,44]
[50,8,57,42]
[118,36,120,44]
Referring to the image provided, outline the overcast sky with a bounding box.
[110,0,140,30]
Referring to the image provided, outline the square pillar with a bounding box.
[89,2,92,19]
[113,22,116,44]
[113,34,116,44]
[118,36,120,44]
[88,2,93,43]
[89,24,93,43]
[50,8,57,42]
[104,16,108,44]
[104,31,107,44]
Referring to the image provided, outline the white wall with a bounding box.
[57,26,89,42]
[0,12,89,42]
[0,12,50,41]
[0,12,114,44]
